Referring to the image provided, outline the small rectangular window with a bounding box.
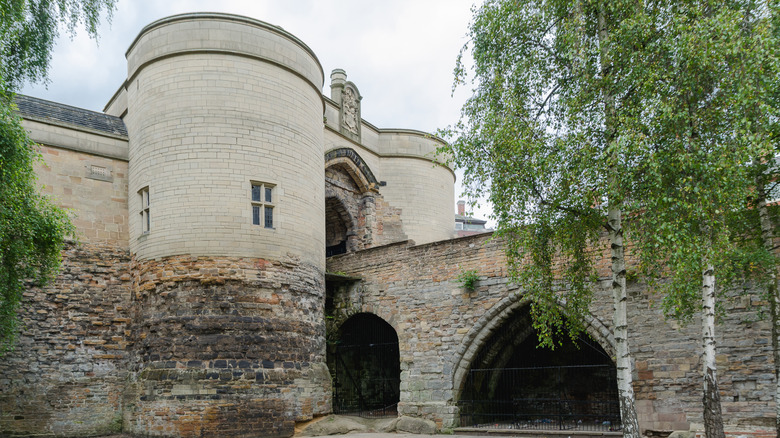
[252,205,261,226]
[251,185,262,202]
[251,182,275,229]
[87,164,113,182]
[139,187,150,235]
[264,206,273,228]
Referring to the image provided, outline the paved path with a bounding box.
[305,435,488,438]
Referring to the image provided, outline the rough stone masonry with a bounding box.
[0,11,775,438]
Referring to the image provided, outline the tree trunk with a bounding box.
[598,3,640,436]
[608,205,641,438]
[701,263,725,438]
[756,179,780,437]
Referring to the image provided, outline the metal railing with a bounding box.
[458,364,621,432]
[331,340,400,418]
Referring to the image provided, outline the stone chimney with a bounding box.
[457,200,466,216]
[330,68,347,104]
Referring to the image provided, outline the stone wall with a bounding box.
[6,10,772,437]
[0,242,132,436]
[0,239,331,438]
[326,233,775,434]
[126,255,330,437]
[323,81,456,247]
[125,13,325,267]
[375,140,455,245]
[34,144,129,247]
[325,164,406,253]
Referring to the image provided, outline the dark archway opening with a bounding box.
[325,196,351,257]
[327,313,400,417]
[458,307,620,431]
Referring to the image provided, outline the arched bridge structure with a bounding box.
[325,233,774,433]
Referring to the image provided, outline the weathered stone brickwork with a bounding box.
[4,10,775,438]
[326,233,775,435]
[325,164,406,253]
[0,242,132,436]
[34,144,129,247]
[126,255,330,437]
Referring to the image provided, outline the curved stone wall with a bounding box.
[125,13,325,267]
[127,256,330,437]
[122,14,329,437]
[378,130,454,244]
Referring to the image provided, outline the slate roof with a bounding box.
[455,213,487,225]
[14,94,128,137]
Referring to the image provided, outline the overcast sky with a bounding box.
[21,0,494,224]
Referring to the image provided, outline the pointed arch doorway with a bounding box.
[328,313,400,417]
[457,305,621,431]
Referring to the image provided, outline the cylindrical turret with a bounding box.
[377,131,455,244]
[123,13,329,437]
[126,13,325,267]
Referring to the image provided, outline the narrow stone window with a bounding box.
[251,182,275,229]
[139,187,150,234]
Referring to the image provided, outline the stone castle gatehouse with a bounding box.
[0,12,775,438]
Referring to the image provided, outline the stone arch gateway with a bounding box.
[1,10,775,438]
[327,313,401,417]
[452,295,617,402]
[455,303,621,430]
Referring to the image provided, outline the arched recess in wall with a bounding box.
[325,192,356,256]
[324,148,379,256]
[452,296,620,430]
[324,148,379,194]
[327,312,400,417]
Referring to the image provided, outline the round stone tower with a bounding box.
[123,13,328,437]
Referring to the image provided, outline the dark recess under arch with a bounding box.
[458,306,621,431]
[327,313,400,417]
[325,195,353,257]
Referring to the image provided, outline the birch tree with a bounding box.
[442,1,655,435]
[446,0,780,435]
[629,2,778,436]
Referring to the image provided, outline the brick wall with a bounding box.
[126,255,330,437]
[326,233,775,434]
[34,145,129,246]
[0,242,132,436]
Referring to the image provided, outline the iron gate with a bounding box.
[331,341,400,417]
[458,364,621,431]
